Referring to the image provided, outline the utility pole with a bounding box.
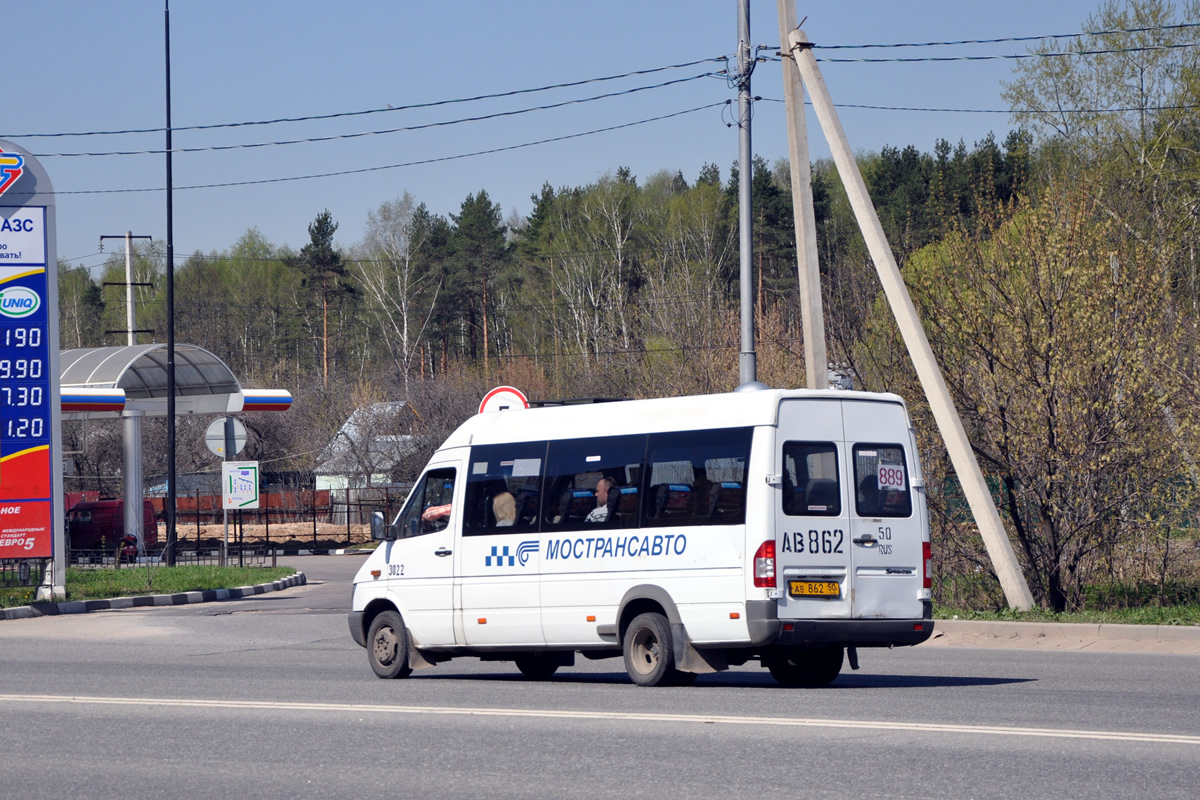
[164,0,178,566]
[785,27,1034,610]
[736,0,756,385]
[775,3,827,389]
[99,232,154,346]
[100,231,153,557]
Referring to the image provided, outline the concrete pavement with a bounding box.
[4,553,1199,653]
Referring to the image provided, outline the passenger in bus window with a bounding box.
[586,477,615,523]
[493,491,516,527]
[857,475,879,516]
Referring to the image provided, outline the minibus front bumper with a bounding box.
[746,600,934,648]
[348,611,366,647]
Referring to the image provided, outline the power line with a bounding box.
[756,97,1200,115]
[806,40,1200,64]
[13,22,1200,143]
[30,73,720,159]
[805,21,1200,50]
[1,57,725,140]
[39,102,729,196]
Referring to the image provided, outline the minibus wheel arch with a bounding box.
[615,585,681,640]
[361,598,400,642]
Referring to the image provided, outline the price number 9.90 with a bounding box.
[0,358,43,380]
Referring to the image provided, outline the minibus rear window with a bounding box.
[853,444,913,518]
[782,442,841,517]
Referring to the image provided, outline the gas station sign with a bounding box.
[0,142,60,568]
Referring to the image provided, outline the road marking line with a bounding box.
[2,693,1197,745]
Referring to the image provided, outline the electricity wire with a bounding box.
[30,74,720,159]
[800,41,1200,63]
[1,57,725,140]
[801,21,1200,50]
[756,97,1200,115]
[42,102,729,196]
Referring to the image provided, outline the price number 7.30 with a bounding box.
[2,386,44,407]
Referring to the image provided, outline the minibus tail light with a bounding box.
[922,541,932,590]
[754,540,776,588]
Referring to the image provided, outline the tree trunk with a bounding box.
[482,272,490,376]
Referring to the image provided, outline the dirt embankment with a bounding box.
[158,522,372,548]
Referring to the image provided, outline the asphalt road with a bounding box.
[2,555,1198,799]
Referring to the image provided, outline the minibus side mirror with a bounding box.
[370,511,395,541]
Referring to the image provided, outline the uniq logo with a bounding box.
[0,148,24,198]
[0,287,40,318]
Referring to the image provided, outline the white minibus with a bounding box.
[348,385,934,686]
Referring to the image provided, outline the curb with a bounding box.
[933,618,1200,644]
[1,572,307,621]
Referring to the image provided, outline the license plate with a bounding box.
[789,580,840,597]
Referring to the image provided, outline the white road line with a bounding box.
[2,693,1198,745]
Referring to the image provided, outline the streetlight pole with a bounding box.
[164,0,178,565]
[736,0,756,386]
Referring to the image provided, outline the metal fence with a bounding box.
[167,486,405,547]
[0,558,47,589]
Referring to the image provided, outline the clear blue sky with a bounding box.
[7,1,1121,270]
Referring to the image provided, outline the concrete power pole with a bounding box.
[775,2,827,390]
[736,0,756,385]
[785,27,1034,610]
[100,231,153,557]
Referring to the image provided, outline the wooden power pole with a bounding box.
[779,20,1034,610]
[776,2,827,390]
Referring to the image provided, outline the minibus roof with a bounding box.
[441,388,906,450]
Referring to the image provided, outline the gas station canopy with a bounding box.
[58,344,290,419]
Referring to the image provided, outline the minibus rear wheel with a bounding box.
[764,646,843,687]
[367,610,412,679]
[624,611,690,686]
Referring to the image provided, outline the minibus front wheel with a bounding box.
[367,610,413,679]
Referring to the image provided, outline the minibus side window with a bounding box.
[643,427,752,527]
[463,441,547,536]
[542,435,646,533]
[853,444,912,518]
[782,442,841,517]
[396,468,457,538]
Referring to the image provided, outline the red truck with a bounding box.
[66,499,158,556]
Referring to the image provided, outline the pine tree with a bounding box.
[291,210,346,384]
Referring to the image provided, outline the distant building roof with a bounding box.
[315,401,418,477]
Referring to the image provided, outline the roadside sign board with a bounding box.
[221,461,260,510]
[0,141,59,562]
[205,416,247,458]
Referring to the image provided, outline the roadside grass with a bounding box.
[0,565,296,609]
[934,603,1200,626]
[934,573,1200,625]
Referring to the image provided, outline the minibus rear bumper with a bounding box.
[746,600,935,648]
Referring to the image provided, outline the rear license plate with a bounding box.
[789,580,840,597]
